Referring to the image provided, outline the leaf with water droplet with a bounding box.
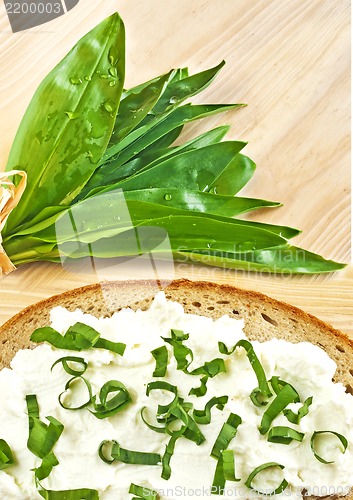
[35,131,44,145]
[153,61,226,114]
[108,45,119,66]
[65,111,78,120]
[102,103,243,171]
[109,67,118,77]
[104,100,115,113]
[106,70,175,147]
[69,77,82,85]
[3,19,345,276]
[4,13,126,233]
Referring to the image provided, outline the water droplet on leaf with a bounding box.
[84,75,92,81]
[35,131,44,144]
[65,111,78,120]
[108,46,119,66]
[164,193,172,201]
[69,77,82,85]
[109,67,118,77]
[109,81,116,87]
[104,101,115,113]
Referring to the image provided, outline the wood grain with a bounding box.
[0,0,351,334]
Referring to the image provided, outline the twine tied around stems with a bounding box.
[0,170,27,275]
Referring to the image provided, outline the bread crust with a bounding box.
[0,278,352,499]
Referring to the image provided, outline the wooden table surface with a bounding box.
[0,0,351,335]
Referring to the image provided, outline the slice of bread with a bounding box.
[0,278,352,499]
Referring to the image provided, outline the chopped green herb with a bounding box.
[283,396,313,424]
[219,339,272,406]
[0,439,14,470]
[51,356,88,376]
[26,394,63,481]
[99,440,161,465]
[58,376,93,411]
[31,322,126,356]
[245,462,288,495]
[146,381,179,415]
[90,380,132,419]
[151,346,169,377]
[267,426,304,445]
[129,483,159,500]
[37,483,99,499]
[310,431,348,464]
[193,395,228,424]
[222,450,240,482]
[163,329,226,396]
[259,384,300,435]
[211,413,242,460]
[162,330,193,372]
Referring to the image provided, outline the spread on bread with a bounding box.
[0,292,352,499]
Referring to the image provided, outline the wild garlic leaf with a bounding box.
[101,103,242,167]
[152,61,227,114]
[5,13,125,235]
[109,70,175,145]
[181,246,347,274]
[81,126,231,199]
[114,141,247,192]
[123,189,281,217]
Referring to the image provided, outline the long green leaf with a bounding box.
[114,141,247,191]
[4,13,125,234]
[120,67,188,101]
[109,70,175,144]
[208,153,256,196]
[3,206,68,241]
[7,233,345,275]
[124,189,281,216]
[81,126,230,199]
[130,62,226,134]
[176,245,347,273]
[2,15,345,276]
[3,194,295,250]
[153,61,226,114]
[54,215,287,254]
[135,126,184,159]
[2,125,237,238]
[101,103,242,166]
[116,125,230,180]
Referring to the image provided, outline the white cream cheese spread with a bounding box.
[0,292,352,499]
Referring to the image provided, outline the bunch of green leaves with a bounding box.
[2,12,345,274]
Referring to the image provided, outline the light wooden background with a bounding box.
[0,0,351,335]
